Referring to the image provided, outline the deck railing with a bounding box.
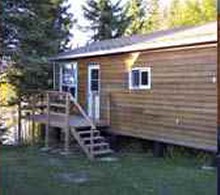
[20,90,97,153]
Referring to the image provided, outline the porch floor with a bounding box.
[25,114,108,129]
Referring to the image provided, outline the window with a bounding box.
[60,62,78,100]
[129,67,151,89]
[90,68,99,91]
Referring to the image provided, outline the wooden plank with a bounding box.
[49,112,67,117]
[109,129,216,152]
[49,103,66,108]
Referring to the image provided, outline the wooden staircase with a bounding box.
[40,91,112,160]
[71,128,112,160]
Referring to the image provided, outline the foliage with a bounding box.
[143,0,160,33]
[82,0,216,39]
[0,82,17,106]
[2,0,73,95]
[124,0,160,35]
[0,59,22,105]
[82,0,129,41]
[165,145,215,166]
[166,0,216,28]
[124,0,146,35]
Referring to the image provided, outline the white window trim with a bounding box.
[129,67,151,90]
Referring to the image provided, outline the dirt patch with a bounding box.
[99,157,118,162]
[48,158,63,167]
[54,171,90,184]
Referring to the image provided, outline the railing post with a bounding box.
[92,92,96,122]
[17,95,22,144]
[45,93,50,148]
[64,93,70,153]
[31,94,36,144]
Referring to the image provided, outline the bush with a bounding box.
[0,82,17,106]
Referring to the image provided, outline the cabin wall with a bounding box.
[77,44,217,151]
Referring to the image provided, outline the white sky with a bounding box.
[67,0,171,48]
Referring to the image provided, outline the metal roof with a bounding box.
[52,21,217,61]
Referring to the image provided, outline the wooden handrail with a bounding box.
[68,93,96,130]
[43,90,96,129]
[21,89,97,128]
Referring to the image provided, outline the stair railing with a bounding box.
[67,92,96,153]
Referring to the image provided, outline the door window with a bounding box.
[90,68,99,92]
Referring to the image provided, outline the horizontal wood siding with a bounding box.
[77,44,217,151]
[77,59,89,110]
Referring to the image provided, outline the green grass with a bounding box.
[1,146,216,195]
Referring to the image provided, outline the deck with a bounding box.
[19,90,112,160]
[25,114,108,129]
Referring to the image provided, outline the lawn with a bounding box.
[1,146,216,195]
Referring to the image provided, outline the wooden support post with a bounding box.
[45,93,50,148]
[17,96,22,144]
[64,93,70,153]
[31,95,36,144]
[106,93,111,126]
[217,14,220,195]
[153,141,165,157]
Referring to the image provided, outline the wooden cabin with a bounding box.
[22,22,217,159]
[50,21,217,153]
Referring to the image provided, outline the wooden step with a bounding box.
[86,142,109,148]
[49,112,67,117]
[92,149,113,156]
[78,130,99,136]
[83,136,104,142]
[21,104,46,110]
[49,103,66,108]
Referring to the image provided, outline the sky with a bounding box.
[67,0,171,48]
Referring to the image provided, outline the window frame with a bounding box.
[59,62,78,101]
[129,67,151,90]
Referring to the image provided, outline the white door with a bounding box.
[88,64,100,120]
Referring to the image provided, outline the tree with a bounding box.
[167,0,216,28]
[2,0,74,94]
[143,0,160,33]
[124,0,146,35]
[82,0,129,41]
[124,0,160,35]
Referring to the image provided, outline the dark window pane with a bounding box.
[62,86,68,92]
[132,70,139,87]
[91,69,99,80]
[91,80,99,91]
[141,71,149,85]
[70,87,76,97]
[62,86,76,97]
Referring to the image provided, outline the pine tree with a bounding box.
[124,0,160,35]
[83,0,129,41]
[2,0,74,92]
